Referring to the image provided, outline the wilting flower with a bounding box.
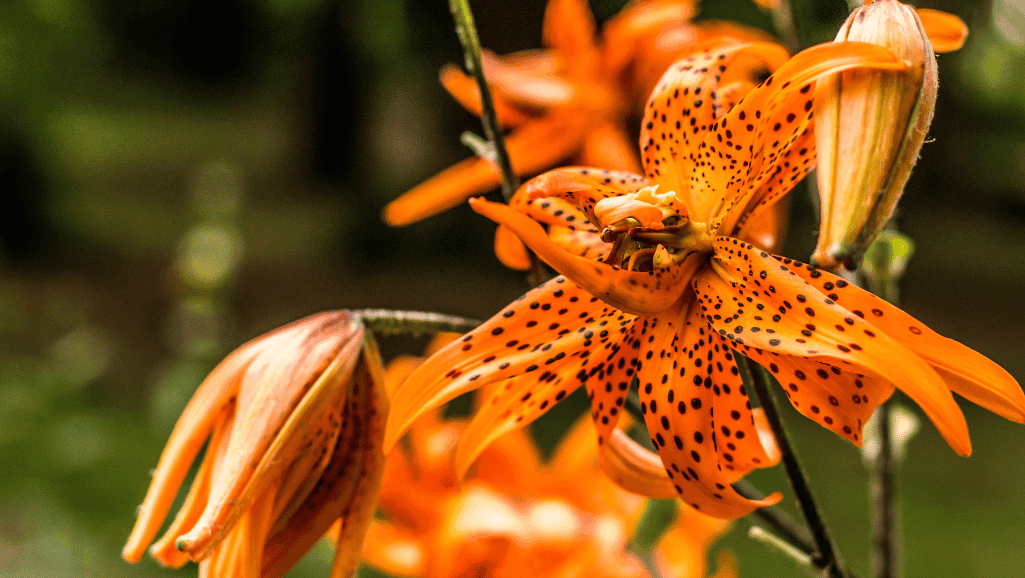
[382,0,775,241]
[386,41,1025,519]
[813,0,969,269]
[365,338,733,578]
[122,311,387,578]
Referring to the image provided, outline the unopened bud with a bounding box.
[813,0,939,270]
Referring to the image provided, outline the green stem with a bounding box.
[447,0,549,287]
[447,0,518,201]
[357,309,480,336]
[737,354,850,578]
[733,480,816,555]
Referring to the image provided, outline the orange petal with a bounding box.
[495,224,533,271]
[525,166,651,224]
[122,326,274,563]
[384,111,591,226]
[148,410,231,568]
[439,63,534,127]
[470,197,701,316]
[746,348,895,445]
[917,8,968,53]
[542,0,601,78]
[783,259,1025,423]
[635,299,781,518]
[640,42,790,207]
[360,521,426,577]
[599,427,677,499]
[696,239,970,455]
[547,225,608,261]
[705,41,909,234]
[578,121,644,174]
[177,313,366,560]
[384,276,635,451]
[264,341,389,578]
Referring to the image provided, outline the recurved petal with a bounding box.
[470,197,701,316]
[599,427,677,499]
[495,224,534,271]
[384,275,636,451]
[916,8,968,53]
[782,258,1025,423]
[525,166,651,226]
[148,409,231,568]
[697,238,971,455]
[122,323,278,563]
[744,347,895,444]
[708,42,909,235]
[542,0,601,77]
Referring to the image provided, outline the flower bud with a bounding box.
[812,0,939,270]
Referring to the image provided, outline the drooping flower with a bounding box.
[813,0,969,269]
[382,0,776,240]
[122,311,387,578]
[362,336,733,578]
[385,41,1025,519]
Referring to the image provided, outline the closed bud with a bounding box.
[813,0,939,270]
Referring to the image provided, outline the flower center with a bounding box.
[592,187,713,272]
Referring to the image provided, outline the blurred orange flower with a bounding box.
[123,311,387,578]
[382,0,775,235]
[364,335,733,578]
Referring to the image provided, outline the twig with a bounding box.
[357,309,480,337]
[736,352,850,578]
[447,0,549,287]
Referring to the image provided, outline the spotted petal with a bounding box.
[780,257,1025,423]
[695,238,970,455]
[640,43,789,210]
[636,299,781,518]
[471,197,703,316]
[384,277,636,451]
[706,42,908,235]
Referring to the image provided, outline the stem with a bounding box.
[736,353,850,578]
[447,0,549,287]
[859,229,915,578]
[871,400,897,578]
[733,480,815,555]
[771,0,801,53]
[357,309,480,336]
[447,0,518,202]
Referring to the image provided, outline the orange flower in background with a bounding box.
[122,311,387,578]
[364,336,735,578]
[382,0,776,237]
[386,40,1025,519]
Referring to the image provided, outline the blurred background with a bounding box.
[1,0,1023,576]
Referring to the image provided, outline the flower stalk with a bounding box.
[356,309,480,337]
[448,0,548,286]
[861,230,915,578]
[737,353,850,578]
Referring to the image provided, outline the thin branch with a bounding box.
[733,480,815,555]
[447,0,549,287]
[736,352,850,578]
[358,309,480,337]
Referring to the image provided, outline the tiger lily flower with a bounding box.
[122,311,387,578]
[813,0,969,269]
[382,0,778,241]
[364,336,730,578]
[385,41,1025,519]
